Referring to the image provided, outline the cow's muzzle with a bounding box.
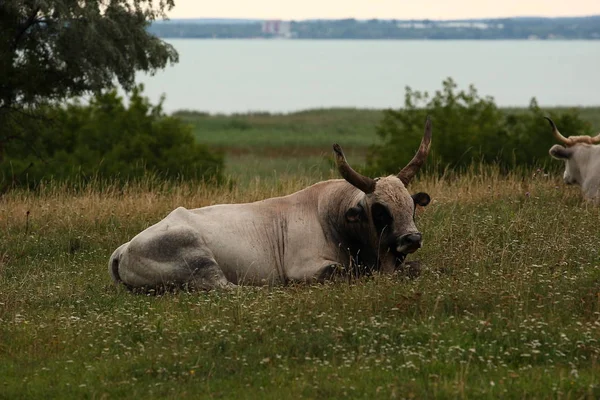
[395,233,422,255]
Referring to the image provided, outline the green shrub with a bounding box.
[366,78,591,176]
[0,85,224,189]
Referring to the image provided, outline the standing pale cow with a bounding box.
[546,117,600,202]
[109,118,433,291]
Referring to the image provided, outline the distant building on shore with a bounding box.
[397,21,504,30]
[261,20,292,38]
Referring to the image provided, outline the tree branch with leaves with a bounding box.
[0,0,178,141]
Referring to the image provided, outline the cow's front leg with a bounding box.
[395,260,422,279]
[316,262,351,283]
[379,251,398,274]
[379,252,420,278]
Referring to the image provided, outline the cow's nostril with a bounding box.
[404,233,422,246]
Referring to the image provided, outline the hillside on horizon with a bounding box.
[150,15,600,40]
[159,15,600,23]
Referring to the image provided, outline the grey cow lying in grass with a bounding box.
[109,118,433,291]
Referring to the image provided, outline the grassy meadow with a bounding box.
[177,106,600,182]
[1,107,600,399]
[175,108,384,182]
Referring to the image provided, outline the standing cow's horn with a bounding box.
[545,117,573,146]
[545,117,600,146]
[333,143,376,194]
[591,134,600,144]
[398,116,433,186]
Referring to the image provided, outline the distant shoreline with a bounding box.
[158,15,600,23]
[156,37,600,41]
[149,15,600,40]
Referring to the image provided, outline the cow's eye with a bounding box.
[371,203,392,231]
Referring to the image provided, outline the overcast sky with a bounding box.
[167,0,600,20]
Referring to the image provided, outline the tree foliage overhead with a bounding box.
[0,0,178,110]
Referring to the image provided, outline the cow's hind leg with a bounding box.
[181,257,236,291]
[146,252,235,292]
[137,259,234,294]
[117,242,234,292]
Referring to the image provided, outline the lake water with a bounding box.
[136,39,600,114]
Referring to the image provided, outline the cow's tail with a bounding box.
[108,243,128,285]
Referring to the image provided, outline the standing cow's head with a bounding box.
[332,117,432,265]
[546,117,600,188]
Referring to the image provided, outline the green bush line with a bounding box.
[0,86,224,190]
[2,79,600,189]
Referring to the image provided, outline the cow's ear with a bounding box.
[345,205,364,223]
[550,145,572,160]
[412,192,431,207]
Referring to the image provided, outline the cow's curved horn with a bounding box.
[545,117,600,146]
[545,117,573,146]
[585,132,600,145]
[333,143,376,194]
[398,116,433,186]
